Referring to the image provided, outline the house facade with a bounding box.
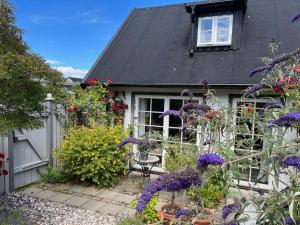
[84,0,300,190]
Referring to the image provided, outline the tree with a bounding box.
[0,0,66,135]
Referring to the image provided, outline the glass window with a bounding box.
[197,15,233,46]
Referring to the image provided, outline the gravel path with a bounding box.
[1,193,118,225]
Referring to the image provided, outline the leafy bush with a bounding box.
[131,197,159,224]
[39,167,69,184]
[55,124,128,187]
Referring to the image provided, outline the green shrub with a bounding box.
[116,215,145,225]
[39,167,69,184]
[131,197,158,224]
[55,124,128,187]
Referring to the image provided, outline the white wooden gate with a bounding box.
[0,94,67,192]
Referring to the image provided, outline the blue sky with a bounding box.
[11,0,196,78]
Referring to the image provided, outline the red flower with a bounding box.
[106,77,113,85]
[123,104,129,109]
[293,64,300,73]
[67,107,74,113]
[0,153,4,158]
[2,169,8,176]
[72,105,78,110]
[86,78,98,86]
[112,103,122,112]
[205,110,221,120]
[247,103,253,114]
[0,160,2,167]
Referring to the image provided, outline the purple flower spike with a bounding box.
[260,101,283,115]
[180,103,211,113]
[159,110,181,118]
[197,153,224,170]
[136,168,201,213]
[116,137,156,148]
[282,156,300,171]
[223,221,238,225]
[291,11,300,22]
[270,112,300,127]
[175,209,194,218]
[243,83,269,97]
[249,65,272,77]
[222,203,241,220]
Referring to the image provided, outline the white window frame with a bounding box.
[134,95,203,172]
[231,98,274,190]
[197,15,233,47]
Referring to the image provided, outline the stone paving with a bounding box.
[20,172,171,217]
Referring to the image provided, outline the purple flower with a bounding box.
[291,11,300,22]
[222,203,241,220]
[136,168,201,213]
[180,103,211,113]
[283,216,300,225]
[159,110,181,118]
[116,137,156,148]
[257,190,265,196]
[243,83,269,97]
[282,156,300,171]
[175,209,194,218]
[223,221,238,225]
[202,80,209,88]
[197,153,224,170]
[270,113,300,127]
[249,65,272,77]
[260,101,283,115]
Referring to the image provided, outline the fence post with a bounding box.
[45,93,54,167]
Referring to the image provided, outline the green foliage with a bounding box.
[0,210,32,225]
[131,197,159,224]
[0,0,66,135]
[116,215,145,225]
[188,182,223,208]
[164,143,198,172]
[55,124,128,187]
[39,167,69,184]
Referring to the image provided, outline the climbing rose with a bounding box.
[270,113,300,127]
[222,203,241,219]
[293,64,300,73]
[136,168,201,213]
[0,153,4,158]
[0,160,2,167]
[1,169,8,176]
[197,153,224,170]
[281,156,300,171]
[106,77,113,84]
[85,78,98,86]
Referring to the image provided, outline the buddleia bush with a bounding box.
[55,124,128,187]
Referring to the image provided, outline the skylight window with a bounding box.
[197,15,233,47]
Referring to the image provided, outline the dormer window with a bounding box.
[197,15,233,47]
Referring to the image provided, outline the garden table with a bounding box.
[133,155,160,183]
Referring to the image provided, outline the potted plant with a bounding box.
[138,145,150,161]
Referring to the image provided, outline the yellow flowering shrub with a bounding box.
[55,124,128,187]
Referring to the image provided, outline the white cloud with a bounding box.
[55,66,88,78]
[46,59,62,65]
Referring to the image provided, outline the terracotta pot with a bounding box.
[194,207,212,225]
[159,203,181,221]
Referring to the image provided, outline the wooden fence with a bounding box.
[0,94,67,193]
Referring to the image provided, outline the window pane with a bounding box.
[138,112,150,125]
[200,31,212,43]
[170,99,183,110]
[139,98,150,111]
[216,30,230,42]
[152,99,164,112]
[169,128,182,140]
[138,125,149,138]
[217,17,230,30]
[151,113,164,126]
[200,19,213,31]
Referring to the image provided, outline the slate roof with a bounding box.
[85,0,300,87]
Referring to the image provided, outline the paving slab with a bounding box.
[48,192,73,203]
[113,193,136,204]
[97,202,125,216]
[117,207,136,217]
[64,195,89,207]
[69,184,86,194]
[34,190,57,200]
[81,200,106,211]
[22,187,43,196]
[82,186,100,197]
[98,190,120,201]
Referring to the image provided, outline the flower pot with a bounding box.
[194,207,212,225]
[158,203,181,221]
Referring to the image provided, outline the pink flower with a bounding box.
[2,169,8,176]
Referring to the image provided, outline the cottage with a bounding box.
[84,0,300,190]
